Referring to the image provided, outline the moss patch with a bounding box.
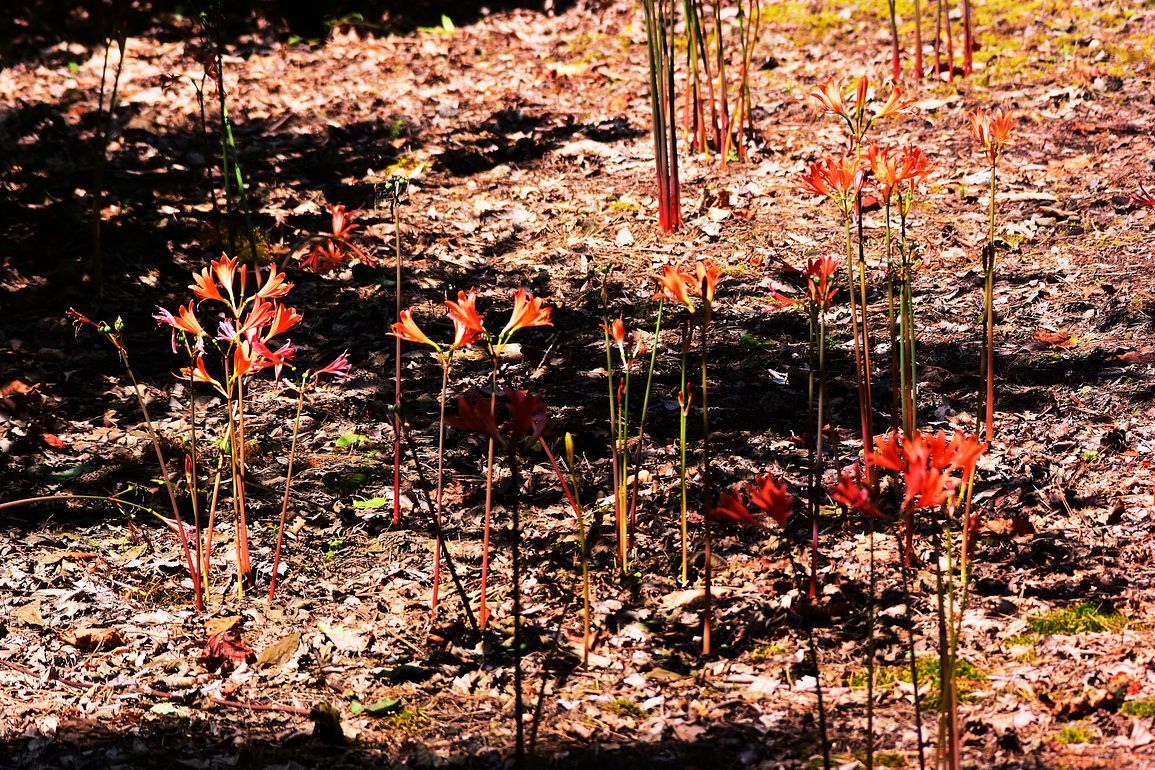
[1052,724,1099,745]
[1028,603,1127,635]
[1120,699,1155,719]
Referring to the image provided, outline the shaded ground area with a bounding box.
[4,0,1155,767]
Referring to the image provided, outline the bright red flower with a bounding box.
[501,288,553,337]
[868,431,905,472]
[447,395,500,439]
[943,430,987,481]
[805,255,841,309]
[155,303,206,352]
[445,289,486,336]
[653,264,696,312]
[302,241,341,273]
[709,490,760,526]
[451,316,483,350]
[748,473,793,525]
[329,204,360,240]
[1134,183,1155,208]
[504,387,550,441]
[828,463,883,518]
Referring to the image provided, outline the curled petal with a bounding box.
[709,490,760,526]
[391,310,440,349]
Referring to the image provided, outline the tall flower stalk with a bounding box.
[391,294,484,617]
[653,265,698,582]
[772,256,841,599]
[382,177,411,527]
[694,259,721,656]
[269,354,353,600]
[458,289,552,629]
[601,314,646,573]
[967,108,1016,443]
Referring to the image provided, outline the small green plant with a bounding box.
[1028,603,1127,635]
[606,698,646,719]
[1120,699,1155,718]
[1052,724,1098,745]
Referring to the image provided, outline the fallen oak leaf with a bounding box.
[61,626,127,652]
[255,631,302,670]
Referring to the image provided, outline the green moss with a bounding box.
[383,708,430,737]
[850,656,986,708]
[606,698,646,719]
[875,752,907,768]
[1028,603,1127,635]
[1052,724,1098,745]
[1120,699,1155,719]
[750,643,788,663]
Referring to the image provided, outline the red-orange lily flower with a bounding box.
[654,264,696,312]
[391,310,439,349]
[155,302,206,351]
[968,108,1017,166]
[810,76,849,121]
[872,85,913,123]
[710,490,760,526]
[180,355,224,392]
[265,304,303,340]
[828,463,883,518]
[602,314,627,357]
[695,260,721,305]
[329,204,360,240]
[255,266,293,300]
[500,288,553,337]
[447,395,500,439]
[504,387,550,441]
[805,255,841,309]
[445,289,486,336]
[190,266,227,304]
[212,255,241,303]
[798,156,865,216]
[748,473,793,525]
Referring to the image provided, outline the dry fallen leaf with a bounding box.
[256,631,302,670]
[63,626,127,652]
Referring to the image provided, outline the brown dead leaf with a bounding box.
[63,626,127,652]
[1034,329,1074,348]
[204,615,243,637]
[256,631,302,670]
[13,601,45,628]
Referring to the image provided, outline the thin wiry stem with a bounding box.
[269,381,308,600]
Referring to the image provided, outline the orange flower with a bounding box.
[601,314,627,359]
[236,298,276,340]
[868,145,931,203]
[500,288,553,337]
[968,107,1017,165]
[180,355,224,392]
[798,156,865,215]
[871,85,913,123]
[212,255,241,303]
[391,310,439,349]
[810,76,849,121]
[255,266,293,300]
[190,266,227,304]
[653,264,696,312]
[943,430,987,481]
[695,260,721,304]
[155,303,206,353]
[748,473,793,525]
[265,304,303,340]
[445,289,486,336]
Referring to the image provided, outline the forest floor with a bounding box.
[3,0,1155,767]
